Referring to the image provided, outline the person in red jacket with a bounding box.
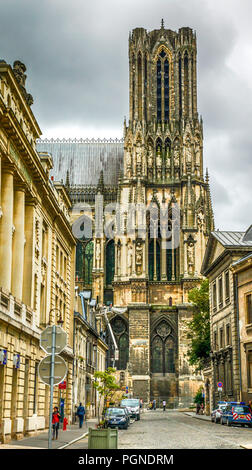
[52,406,60,440]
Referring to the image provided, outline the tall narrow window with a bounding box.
[184,52,189,116]
[132,53,135,119]
[144,54,148,122]
[225,271,230,301]
[84,241,93,285]
[164,59,169,121]
[246,294,252,324]
[151,320,175,375]
[106,240,115,285]
[248,351,252,388]
[148,240,160,281]
[219,276,223,307]
[179,55,182,118]
[213,282,217,310]
[138,53,142,120]
[156,59,162,121]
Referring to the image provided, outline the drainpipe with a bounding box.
[234,272,242,401]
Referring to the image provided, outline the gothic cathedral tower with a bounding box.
[96,23,214,405]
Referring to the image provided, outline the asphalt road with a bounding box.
[66,410,252,449]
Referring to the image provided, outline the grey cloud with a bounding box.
[0,0,251,231]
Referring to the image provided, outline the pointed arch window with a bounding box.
[164,59,169,121]
[156,59,162,121]
[151,320,175,374]
[106,240,115,286]
[178,54,182,118]
[106,316,129,370]
[138,53,142,120]
[144,54,148,121]
[148,239,161,281]
[184,52,189,116]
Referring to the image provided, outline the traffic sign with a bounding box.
[217,382,223,388]
[59,380,67,390]
[40,325,67,355]
[38,355,67,386]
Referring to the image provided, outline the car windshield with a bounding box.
[106,408,125,416]
[121,399,139,406]
[232,406,250,413]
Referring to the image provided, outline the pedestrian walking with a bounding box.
[63,416,68,431]
[77,402,86,428]
[162,400,166,412]
[52,406,60,440]
[200,403,204,415]
[196,402,200,414]
[153,399,156,410]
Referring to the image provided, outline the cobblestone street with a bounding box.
[118,411,252,449]
[65,410,252,450]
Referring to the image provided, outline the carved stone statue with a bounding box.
[117,242,121,275]
[195,138,201,176]
[135,241,143,275]
[197,210,204,230]
[185,137,192,171]
[187,242,195,275]
[96,240,101,268]
[126,147,132,177]
[147,144,153,168]
[156,146,162,179]
[127,244,133,276]
[135,141,142,175]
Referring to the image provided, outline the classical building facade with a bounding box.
[0,60,76,442]
[38,23,215,406]
[73,290,108,419]
[231,240,252,405]
[202,227,252,410]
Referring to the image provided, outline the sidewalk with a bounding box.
[184,411,211,421]
[0,419,97,450]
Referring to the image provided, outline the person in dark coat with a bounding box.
[77,403,86,428]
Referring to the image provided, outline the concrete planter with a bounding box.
[88,427,118,449]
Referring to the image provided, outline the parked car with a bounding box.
[220,402,252,427]
[104,406,130,430]
[211,402,228,423]
[120,398,141,420]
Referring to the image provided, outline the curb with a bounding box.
[58,431,89,449]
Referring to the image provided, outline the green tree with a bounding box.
[93,367,120,425]
[194,386,204,405]
[187,279,210,370]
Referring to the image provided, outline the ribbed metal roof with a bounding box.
[36,138,124,186]
[212,231,252,247]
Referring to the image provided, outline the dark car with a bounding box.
[220,402,252,427]
[104,407,130,430]
[211,402,228,423]
[120,398,141,420]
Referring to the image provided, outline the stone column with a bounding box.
[23,200,35,307]
[153,237,157,281]
[12,186,25,300]
[188,57,193,119]
[161,238,167,281]
[0,167,14,292]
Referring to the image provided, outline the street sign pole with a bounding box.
[48,325,56,449]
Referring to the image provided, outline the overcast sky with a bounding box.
[0,0,251,231]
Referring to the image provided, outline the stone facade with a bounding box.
[46,23,214,407]
[231,248,252,405]
[201,228,252,411]
[0,61,76,442]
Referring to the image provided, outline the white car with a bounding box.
[120,398,141,421]
[211,403,228,423]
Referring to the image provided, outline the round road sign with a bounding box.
[38,355,67,386]
[217,382,223,388]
